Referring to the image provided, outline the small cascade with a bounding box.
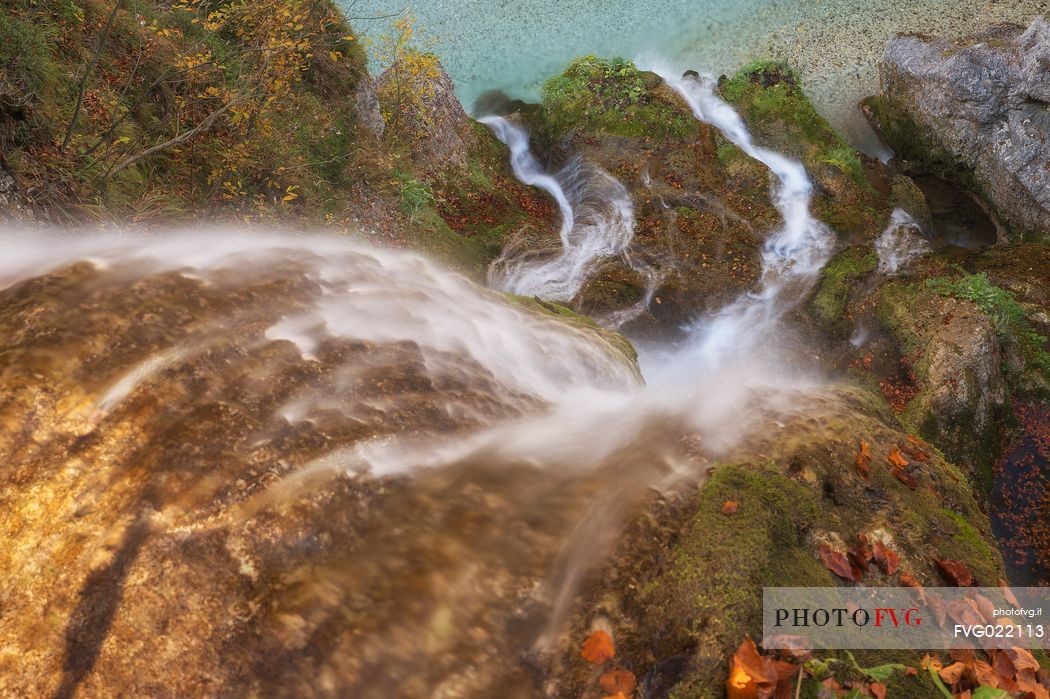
[638,66,835,376]
[875,208,931,275]
[480,115,635,302]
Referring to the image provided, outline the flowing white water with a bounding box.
[479,115,635,302]
[637,66,835,376]
[0,229,640,417]
[875,208,931,275]
[0,72,846,683]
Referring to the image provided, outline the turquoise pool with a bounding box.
[349,0,1042,152]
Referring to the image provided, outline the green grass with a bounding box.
[0,14,63,103]
[393,169,435,219]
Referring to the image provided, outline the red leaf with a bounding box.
[872,540,900,575]
[935,559,974,587]
[856,441,872,478]
[819,543,863,582]
[849,533,873,570]
[599,669,637,695]
[721,500,739,515]
[893,466,920,490]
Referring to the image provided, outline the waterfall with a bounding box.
[479,115,635,302]
[637,66,835,378]
[875,208,930,275]
[0,68,847,695]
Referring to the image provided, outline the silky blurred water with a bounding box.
[350,0,1042,153]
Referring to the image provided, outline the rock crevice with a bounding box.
[874,16,1050,241]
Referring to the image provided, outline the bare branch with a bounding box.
[63,0,124,151]
[105,98,239,178]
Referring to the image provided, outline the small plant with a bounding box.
[392,170,434,220]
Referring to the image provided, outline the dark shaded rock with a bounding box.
[874,17,1050,240]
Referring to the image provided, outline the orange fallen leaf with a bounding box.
[819,542,862,582]
[872,540,900,575]
[921,653,943,672]
[905,434,929,449]
[938,661,966,685]
[901,442,931,463]
[887,447,909,469]
[849,533,873,569]
[581,630,615,664]
[726,636,792,699]
[870,681,887,699]
[599,669,636,695]
[935,559,974,586]
[721,500,739,515]
[856,441,872,478]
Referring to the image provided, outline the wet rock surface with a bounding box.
[874,16,1050,241]
[0,237,647,698]
[1,33,1046,699]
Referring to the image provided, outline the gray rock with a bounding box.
[0,155,31,223]
[377,57,473,171]
[878,16,1050,240]
[352,74,385,139]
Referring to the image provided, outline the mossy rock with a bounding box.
[562,381,1005,696]
[538,56,698,146]
[810,246,878,332]
[720,61,887,239]
[502,292,641,381]
[876,279,1011,486]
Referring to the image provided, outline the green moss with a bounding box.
[540,56,695,142]
[876,281,929,354]
[941,509,1000,582]
[820,143,865,179]
[811,247,878,328]
[648,464,830,676]
[863,95,972,187]
[402,204,511,277]
[720,60,880,236]
[876,279,1010,483]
